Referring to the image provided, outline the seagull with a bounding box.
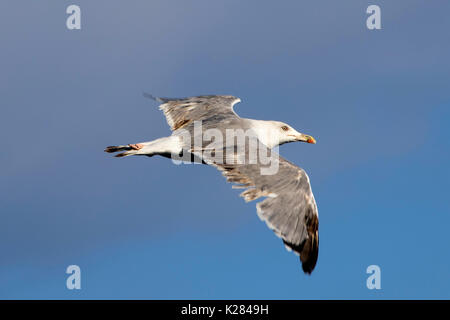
[105,94,319,274]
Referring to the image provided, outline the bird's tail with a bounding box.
[104,136,182,158]
[104,145,130,153]
[104,144,147,157]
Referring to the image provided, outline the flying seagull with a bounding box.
[105,95,319,274]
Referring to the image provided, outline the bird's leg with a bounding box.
[128,143,144,150]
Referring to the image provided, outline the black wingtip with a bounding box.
[300,236,319,275]
[300,251,318,275]
[283,236,319,275]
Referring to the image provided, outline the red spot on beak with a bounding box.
[307,137,316,144]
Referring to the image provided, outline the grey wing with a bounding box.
[144,94,242,131]
[197,142,319,274]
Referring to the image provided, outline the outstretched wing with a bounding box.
[145,94,241,131]
[194,141,319,274]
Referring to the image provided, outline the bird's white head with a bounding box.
[253,120,316,148]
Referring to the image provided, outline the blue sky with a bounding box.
[0,0,449,299]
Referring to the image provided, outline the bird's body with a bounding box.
[105,95,319,274]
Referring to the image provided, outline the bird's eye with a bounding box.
[281,125,289,131]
